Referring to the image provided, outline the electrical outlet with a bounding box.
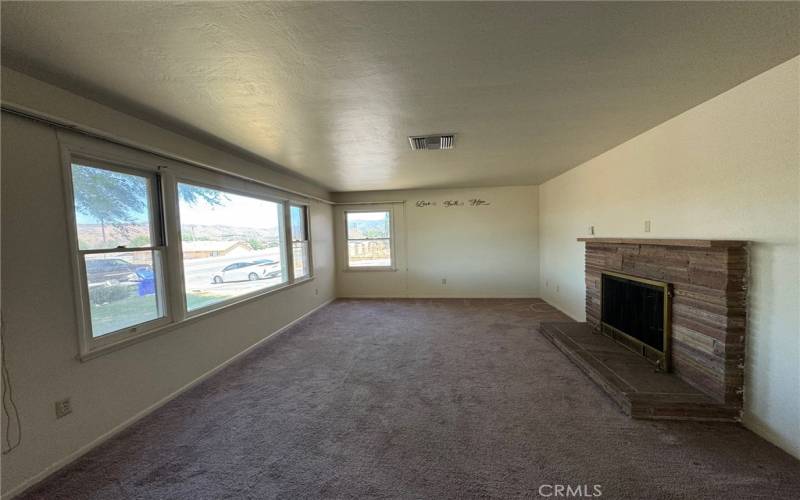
[441,278,447,285]
[55,398,72,419]
[644,220,651,233]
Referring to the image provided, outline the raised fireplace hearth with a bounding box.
[541,238,748,421]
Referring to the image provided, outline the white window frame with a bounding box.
[59,132,315,360]
[344,209,395,271]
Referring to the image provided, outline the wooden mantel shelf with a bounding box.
[576,237,747,248]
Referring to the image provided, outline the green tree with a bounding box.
[247,238,265,251]
[72,165,225,245]
[72,166,145,244]
[177,183,226,206]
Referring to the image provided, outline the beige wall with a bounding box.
[2,53,797,498]
[0,83,336,496]
[539,57,800,458]
[334,186,539,298]
[1,68,329,201]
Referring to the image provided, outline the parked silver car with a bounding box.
[212,259,281,284]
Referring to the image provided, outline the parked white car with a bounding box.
[212,259,281,283]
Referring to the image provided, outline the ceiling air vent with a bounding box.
[408,134,455,151]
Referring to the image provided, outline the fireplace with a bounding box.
[580,238,748,406]
[539,238,748,421]
[600,271,670,371]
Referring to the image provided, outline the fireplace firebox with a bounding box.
[601,271,671,371]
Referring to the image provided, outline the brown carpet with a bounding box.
[20,299,800,499]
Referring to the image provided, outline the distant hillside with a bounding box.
[77,224,150,248]
[348,219,390,239]
[77,224,279,248]
[180,224,279,242]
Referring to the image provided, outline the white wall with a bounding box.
[539,57,800,458]
[334,186,539,298]
[0,78,336,496]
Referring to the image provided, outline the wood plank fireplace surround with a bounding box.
[540,238,748,421]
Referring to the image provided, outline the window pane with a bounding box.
[177,183,287,311]
[347,239,391,267]
[71,164,154,250]
[85,251,164,337]
[346,211,390,239]
[293,241,310,278]
[290,205,306,241]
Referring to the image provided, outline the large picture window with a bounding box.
[62,134,315,358]
[345,210,393,268]
[177,182,288,312]
[70,162,168,338]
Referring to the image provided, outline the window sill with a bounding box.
[78,276,315,362]
[343,267,397,272]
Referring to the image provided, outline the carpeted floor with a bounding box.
[21,299,800,499]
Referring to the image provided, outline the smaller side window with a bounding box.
[345,210,393,269]
[290,205,311,279]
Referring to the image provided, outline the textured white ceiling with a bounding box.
[2,2,798,192]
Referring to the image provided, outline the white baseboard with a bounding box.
[538,296,582,321]
[2,298,335,500]
[337,295,541,299]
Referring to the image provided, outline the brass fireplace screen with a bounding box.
[600,271,671,371]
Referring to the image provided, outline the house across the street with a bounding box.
[181,240,251,259]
